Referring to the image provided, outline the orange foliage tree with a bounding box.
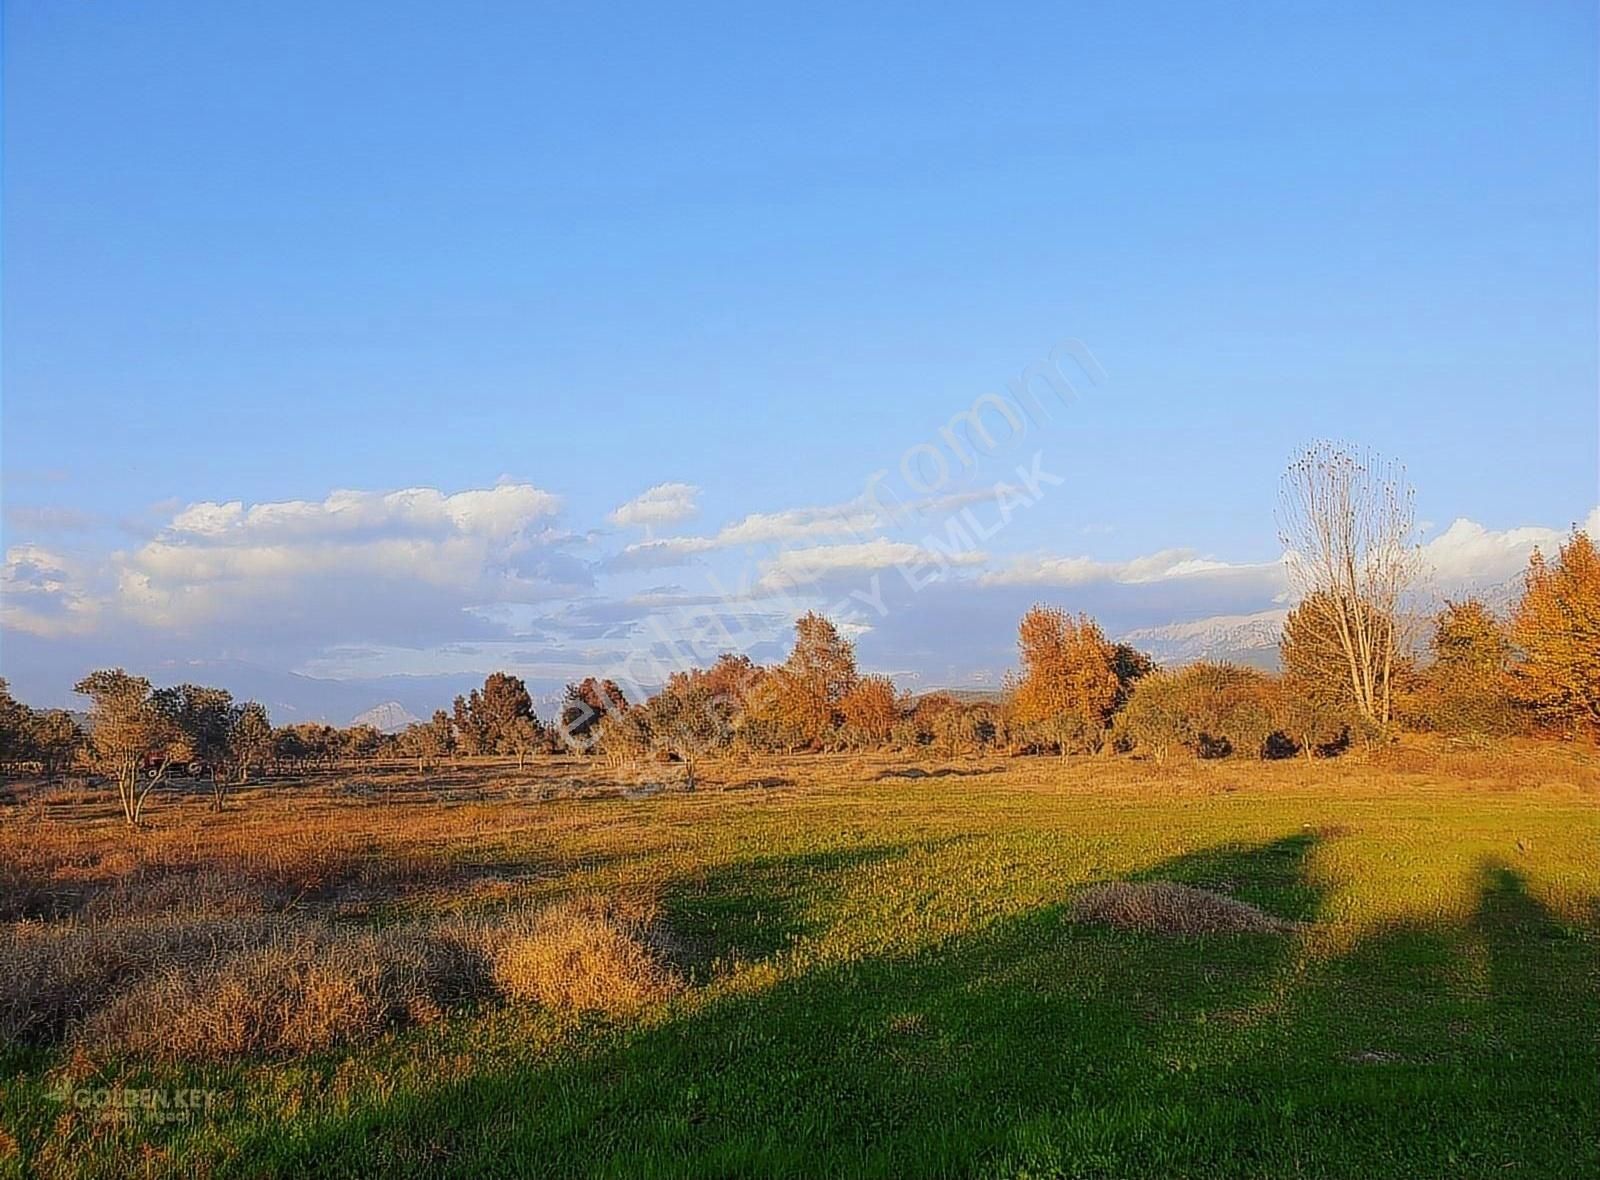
[1510,529,1600,739]
[1403,599,1519,736]
[840,674,899,747]
[758,612,859,750]
[1009,605,1119,754]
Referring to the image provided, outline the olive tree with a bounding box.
[74,670,181,826]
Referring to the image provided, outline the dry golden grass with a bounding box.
[3,897,679,1059]
[0,915,286,1045]
[478,897,681,1015]
[76,924,484,1060]
[1067,880,1298,935]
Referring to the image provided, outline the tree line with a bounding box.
[2,443,1595,824]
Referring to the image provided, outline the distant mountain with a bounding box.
[0,649,510,728]
[350,701,422,733]
[1120,610,1286,669]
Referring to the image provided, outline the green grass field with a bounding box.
[3,746,1597,1177]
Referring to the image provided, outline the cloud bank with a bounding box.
[2,475,1592,708]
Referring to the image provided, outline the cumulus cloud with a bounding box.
[167,484,561,543]
[0,545,105,637]
[0,483,581,657]
[608,482,701,528]
[1418,508,1600,590]
[117,484,575,635]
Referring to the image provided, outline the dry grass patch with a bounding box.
[471,897,682,1016]
[1068,881,1300,936]
[76,925,486,1060]
[3,890,682,1059]
[0,915,290,1045]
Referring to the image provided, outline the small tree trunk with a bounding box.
[119,765,139,826]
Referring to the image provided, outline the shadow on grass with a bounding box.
[52,838,1600,1179]
[872,766,997,782]
[661,842,933,970]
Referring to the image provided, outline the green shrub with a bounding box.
[1115,663,1277,760]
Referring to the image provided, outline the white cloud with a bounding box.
[717,503,882,547]
[119,483,571,631]
[1,484,577,652]
[757,539,987,591]
[1418,508,1600,589]
[609,482,701,528]
[981,546,1284,589]
[169,484,561,543]
[606,535,719,572]
[6,468,1593,706]
[609,482,1025,571]
[0,545,104,637]
[981,506,1600,599]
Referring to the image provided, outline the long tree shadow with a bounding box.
[72,837,1598,1177]
[661,842,926,970]
[217,834,1329,1177]
[1117,858,1599,1180]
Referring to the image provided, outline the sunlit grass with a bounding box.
[1,739,1595,1177]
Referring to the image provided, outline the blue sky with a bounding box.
[2,1,1596,715]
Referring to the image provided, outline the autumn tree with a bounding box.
[560,678,631,748]
[29,710,83,780]
[398,717,449,773]
[1010,606,1119,754]
[230,702,274,783]
[1115,663,1276,761]
[274,723,341,771]
[74,669,181,825]
[0,684,80,781]
[596,708,652,770]
[894,691,956,750]
[840,674,899,747]
[341,724,383,763]
[1271,673,1354,760]
[505,715,543,770]
[641,652,770,764]
[0,679,31,772]
[1109,643,1157,711]
[642,681,722,789]
[758,612,859,750]
[1509,529,1600,739]
[429,709,456,763]
[1111,671,1188,763]
[451,692,491,755]
[663,654,765,736]
[1406,600,1518,736]
[1277,441,1419,728]
[153,683,240,812]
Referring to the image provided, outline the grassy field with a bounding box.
[2,742,1597,1178]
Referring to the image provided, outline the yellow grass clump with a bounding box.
[76,925,484,1059]
[1,878,680,1059]
[0,915,287,1045]
[1068,880,1299,936]
[474,897,681,1016]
